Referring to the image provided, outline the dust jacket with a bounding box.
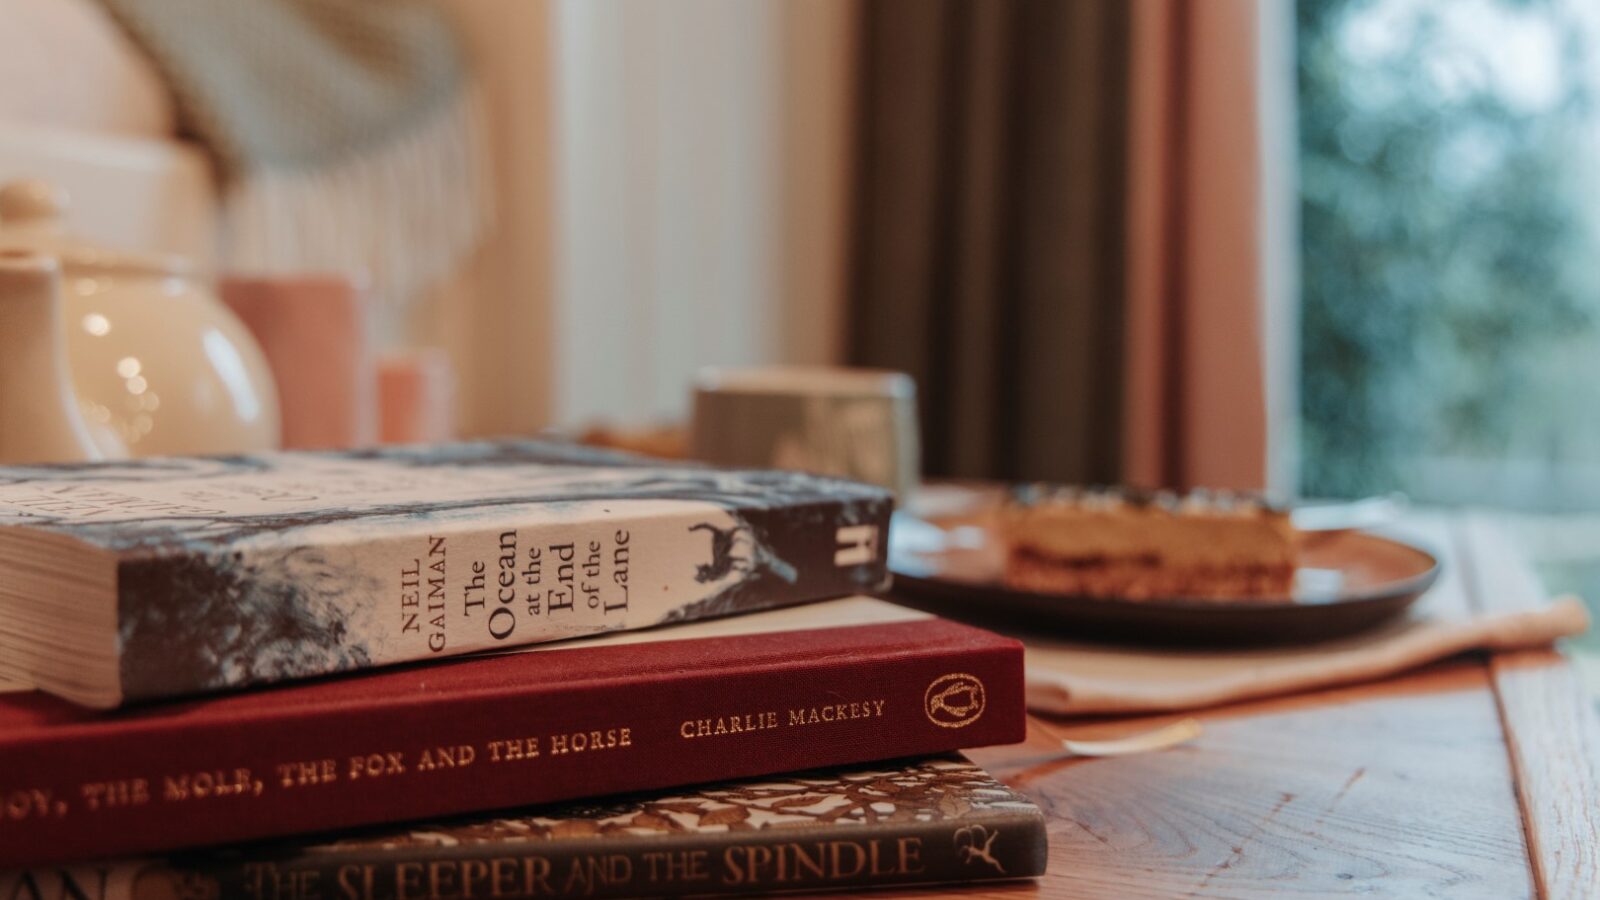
[0,439,893,707]
[3,756,1045,899]
[0,598,1026,867]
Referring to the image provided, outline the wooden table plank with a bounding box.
[1028,663,1530,899]
[832,661,1533,899]
[1459,516,1600,900]
[829,513,1576,899]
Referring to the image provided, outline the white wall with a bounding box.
[425,0,855,435]
[551,0,852,427]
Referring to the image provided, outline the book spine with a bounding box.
[115,495,893,702]
[5,814,1046,899]
[0,641,1022,866]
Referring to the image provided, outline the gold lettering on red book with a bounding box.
[162,768,260,801]
[347,752,405,780]
[486,736,541,761]
[276,759,338,789]
[416,745,476,771]
[549,728,631,755]
[786,699,887,728]
[1,787,63,821]
[79,778,149,810]
[679,711,779,739]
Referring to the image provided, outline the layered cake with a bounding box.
[1000,486,1297,601]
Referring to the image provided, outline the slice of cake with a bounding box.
[1000,486,1297,601]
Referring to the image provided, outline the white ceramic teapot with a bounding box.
[0,179,280,457]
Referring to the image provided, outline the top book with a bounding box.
[0,440,893,709]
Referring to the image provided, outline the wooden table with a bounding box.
[851,515,1600,899]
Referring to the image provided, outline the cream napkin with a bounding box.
[1025,595,1588,716]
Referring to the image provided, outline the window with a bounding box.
[1297,0,1600,509]
[1297,0,1600,687]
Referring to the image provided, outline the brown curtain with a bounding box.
[846,0,1132,484]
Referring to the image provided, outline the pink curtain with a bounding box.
[1123,0,1269,491]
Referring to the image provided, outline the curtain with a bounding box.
[1123,0,1269,491]
[847,0,1131,483]
[847,0,1271,490]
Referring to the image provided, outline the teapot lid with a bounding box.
[0,179,192,277]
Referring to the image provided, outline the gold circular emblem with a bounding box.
[924,672,986,728]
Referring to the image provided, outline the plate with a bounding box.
[888,483,1441,645]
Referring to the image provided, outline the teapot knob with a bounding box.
[0,179,68,225]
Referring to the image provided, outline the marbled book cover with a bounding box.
[0,440,892,704]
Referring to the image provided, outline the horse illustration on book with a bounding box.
[689,521,754,584]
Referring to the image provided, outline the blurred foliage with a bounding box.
[1297,0,1599,501]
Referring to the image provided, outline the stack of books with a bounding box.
[0,440,1045,897]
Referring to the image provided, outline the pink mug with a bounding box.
[220,275,377,450]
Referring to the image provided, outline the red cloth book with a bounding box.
[0,600,1023,867]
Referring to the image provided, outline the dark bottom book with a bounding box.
[3,755,1047,900]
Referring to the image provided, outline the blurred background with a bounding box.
[1,0,1597,660]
